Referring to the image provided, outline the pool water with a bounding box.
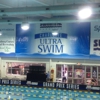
[0,85,99,100]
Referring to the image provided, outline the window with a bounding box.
[86,66,91,78]
[74,65,85,78]
[56,65,61,78]
[73,65,85,84]
[56,64,73,83]
[56,64,68,79]
[68,65,72,77]
[7,62,46,75]
[92,67,97,78]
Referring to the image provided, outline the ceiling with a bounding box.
[0,0,100,24]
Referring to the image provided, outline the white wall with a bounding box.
[1,57,100,81]
[51,58,100,65]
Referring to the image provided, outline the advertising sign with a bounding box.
[16,22,90,58]
[90,22,100,57]
[0,24,15,56]
[0,79,100,92]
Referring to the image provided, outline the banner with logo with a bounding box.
[16,22,90,58]
[0,24,16,56]
[90,22,100,58]
[0,79,100,92]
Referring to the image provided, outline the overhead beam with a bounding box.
[0,15,99,24]
[32,0,49,6]
[0,3,99,16]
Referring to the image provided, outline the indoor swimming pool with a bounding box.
[0,85,99,100]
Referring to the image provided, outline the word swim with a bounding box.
[38,39,64,53]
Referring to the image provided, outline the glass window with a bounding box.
[73,65,85,84]
[68,65,72,77]
[7,62,46,75]
[86,66,91,78]
[68,79,72,83]
[74,65,85,78]
[56,65,61,78]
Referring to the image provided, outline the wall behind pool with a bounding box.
[1,57,100,82]
[0,22,100,81]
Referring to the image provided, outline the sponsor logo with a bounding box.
[86,85,100,90]
[40,23,62,28]
[26,81,38,86]
[31,82,38,85]
[26,81,31,85]
[91,87,100,90]
[86,86,91,90]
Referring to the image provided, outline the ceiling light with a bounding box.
[78,7,92,19]
[52,31,58,35]
[0,32,2,36]
[21,23,30,30]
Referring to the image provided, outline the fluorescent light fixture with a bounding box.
[78,7,92,19]
[0,32,2,36]
[52,31,58,35]
[21,23,30,30]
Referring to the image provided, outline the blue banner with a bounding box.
[0,79,100,92]
[16,22,90,58]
